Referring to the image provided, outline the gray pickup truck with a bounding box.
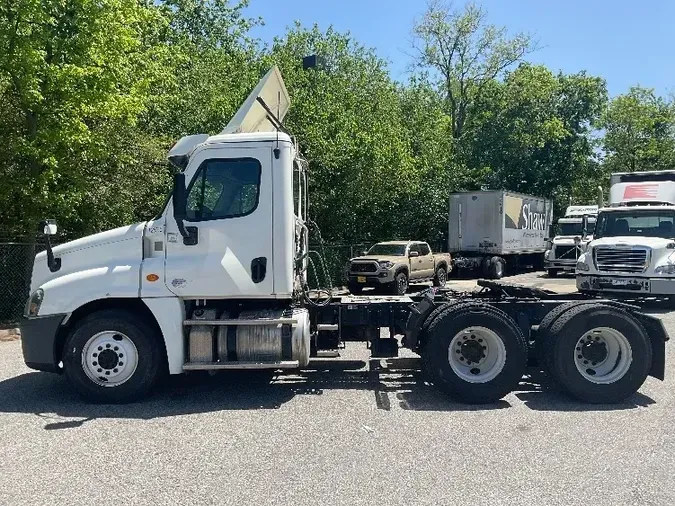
[348,241,452,295]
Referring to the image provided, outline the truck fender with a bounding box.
[143,297,186,375]
[635,312,669,380]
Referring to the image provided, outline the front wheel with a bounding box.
[488,256,505,279]
[63,309,166,403]
[433,266,447,287]
[392,271,409,295]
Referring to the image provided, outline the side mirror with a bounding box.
[361,250,368,256]
[581,215,589,238]
[37,220,60,272]
[409,251,419,258]
[172,173,189,238]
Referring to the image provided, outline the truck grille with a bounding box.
[350,262,378,273]
[555,245,577,259]
[594,247,649,273]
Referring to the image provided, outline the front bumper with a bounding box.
[545,259,576,271]
[577,275,675,295]
[348,271,394,286]
[20,314,66,373]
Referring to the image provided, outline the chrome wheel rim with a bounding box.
[448,327,506,383]
[573,327,632,384]
[81,331,139,387]
[398,275,408,294]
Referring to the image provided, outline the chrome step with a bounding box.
[183,360,299,371]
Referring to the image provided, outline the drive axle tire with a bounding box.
[433,266,447,287]
[422,302,527,404]
[63,310,166,403]
[544,304,652,403]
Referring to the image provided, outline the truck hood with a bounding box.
[590,236,674,250]
[31,222,146,292]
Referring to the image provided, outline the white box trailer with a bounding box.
[449,191,554,278]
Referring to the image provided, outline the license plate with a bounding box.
[357,276,366,283]
[611,279,629,286]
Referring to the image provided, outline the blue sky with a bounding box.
[245,0,674,97]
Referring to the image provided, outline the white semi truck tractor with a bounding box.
[544,205,598,277]
[577,171,675,299]
[20,67,668,404]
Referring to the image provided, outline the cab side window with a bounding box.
[186,158,261,221]
[419,243,431,256]
[408,243,419,256]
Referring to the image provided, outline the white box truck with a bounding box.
[19,66,667,405]
[544,205,598,277]
[449,191,554,279]
[577,171,675,298]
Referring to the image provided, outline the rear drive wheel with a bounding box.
[392,271,409,295]
[63,310,165,403]
[433,266,447,287]
[422,302,527,403]
[545,304,651,403]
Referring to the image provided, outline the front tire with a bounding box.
[433,266,447,287]
[63,309,165,403]
[488,256,505,279]
[422,302,527,403]
[392,271,409,295]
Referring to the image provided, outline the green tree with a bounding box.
[602,87,675,173]
[412,0,536,140]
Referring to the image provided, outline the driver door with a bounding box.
[164,145,274,298]
[409,243,424,280]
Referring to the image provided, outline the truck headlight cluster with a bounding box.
[25,289,44,317]
[655,252,675,274]
[655,265,675,275]
[378,261,394,269]
[576,261,590,272]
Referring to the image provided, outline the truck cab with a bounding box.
[544,205,598,277]
[577,171,675,296]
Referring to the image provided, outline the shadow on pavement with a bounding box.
[0,360,655,430]
[514,369,656,411]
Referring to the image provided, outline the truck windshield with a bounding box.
[558,220,596,236]
[367,244,407,256]
[595,210,675,238]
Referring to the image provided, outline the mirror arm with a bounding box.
[176,219,189,238]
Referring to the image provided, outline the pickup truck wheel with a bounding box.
[63,309,165,403]
[348,283,364,295]
[422,302,527,403]
[545,304,651,403]
[392,271,408,295]
[433,266,447,287]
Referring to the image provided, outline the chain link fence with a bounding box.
[0,239,44,324]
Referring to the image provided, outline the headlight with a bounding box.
[25,289,44,317]
[378,261,394,269]
[576,260,590,272]
[655,265,675,275]
[655,252,675,274]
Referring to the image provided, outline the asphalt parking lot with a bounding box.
[1,272,674,506]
